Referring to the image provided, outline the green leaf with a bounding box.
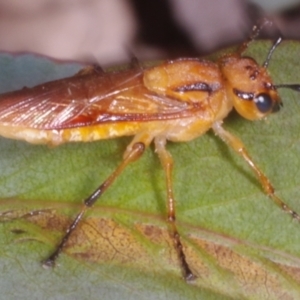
[1,41,300,299]
[250,0,299,12]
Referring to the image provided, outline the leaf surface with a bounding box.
[1,42,300,299]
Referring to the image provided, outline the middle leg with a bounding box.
[155,136,195,281]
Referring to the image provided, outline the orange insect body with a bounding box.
[0,24,299,281]
[0,53,278,146]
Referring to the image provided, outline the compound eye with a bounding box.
[254,93,273,113]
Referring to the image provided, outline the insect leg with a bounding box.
[75,64,105,76]
[212,121,300,221]
[42,141,146,268]
[130,56,142,70]
[154,136,196,282]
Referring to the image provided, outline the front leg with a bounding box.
[212,121,300,221]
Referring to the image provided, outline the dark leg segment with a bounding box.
[155,137,196,282]
[42,142,145,268]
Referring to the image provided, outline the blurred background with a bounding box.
[0,0,299,65]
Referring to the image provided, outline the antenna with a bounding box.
[263,37,282,68]
[238,18,272,55]
[275,84,300,92]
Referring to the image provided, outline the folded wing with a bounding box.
[0,67,191,130]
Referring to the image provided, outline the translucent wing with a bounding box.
[0,66,193,130]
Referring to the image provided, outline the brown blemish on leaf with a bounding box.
[2,208,300,298]
[26,209,67,231]
[278,264,300,284]
[188,237,300,299]
[66,218,151,266]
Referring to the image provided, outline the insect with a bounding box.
[0,21,300,282]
